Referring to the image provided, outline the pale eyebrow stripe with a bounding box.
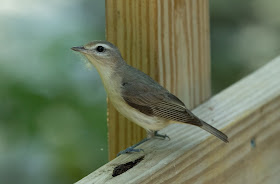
[95,44,112,50]
[85,43,112,50]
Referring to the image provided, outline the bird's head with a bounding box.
[71,41,124,69]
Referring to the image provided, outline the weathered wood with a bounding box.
[106,0,211,160]
[76,57,280,184]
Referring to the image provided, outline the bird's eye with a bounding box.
[96,46,105,52]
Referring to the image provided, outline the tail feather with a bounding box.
[200,121,229,143]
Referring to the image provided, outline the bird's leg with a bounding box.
[117,130,170,156]
[117,138,149,156]
[147,130,170,140]
[154,131,171,140]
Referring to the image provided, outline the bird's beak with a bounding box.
[71,46,88,54]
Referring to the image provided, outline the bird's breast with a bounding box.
[96,66,168,130]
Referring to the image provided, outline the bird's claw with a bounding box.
[117,147,144,156]
[154,131,171,140]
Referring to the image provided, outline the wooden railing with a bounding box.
[76,57,280,183]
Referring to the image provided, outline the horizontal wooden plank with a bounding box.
[76,57,280,184]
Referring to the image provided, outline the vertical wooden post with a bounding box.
[106,0,211,160]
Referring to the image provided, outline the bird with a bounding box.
[71,41,228,154]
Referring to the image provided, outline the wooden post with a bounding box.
[106,0,211,160]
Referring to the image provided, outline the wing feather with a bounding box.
[121,81,201,126]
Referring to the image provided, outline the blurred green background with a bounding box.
[0,0,280,183]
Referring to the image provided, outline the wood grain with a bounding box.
[76,57,280,184]
[106,0,211,160]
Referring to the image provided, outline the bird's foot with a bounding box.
[117,147,144,156]
[154,131,171,140]
[117,138,149,156]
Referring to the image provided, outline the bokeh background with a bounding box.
[1,0,280,183]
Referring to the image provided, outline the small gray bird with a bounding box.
[71,41,228,154]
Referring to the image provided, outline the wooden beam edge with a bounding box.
[75,56,280,184]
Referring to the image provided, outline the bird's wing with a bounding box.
[121,81,202,126]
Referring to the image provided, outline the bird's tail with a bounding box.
[200,121,229,143]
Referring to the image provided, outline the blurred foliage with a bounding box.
[0,1,107,184]
[210,0,280,93]
[0,0,280,184]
